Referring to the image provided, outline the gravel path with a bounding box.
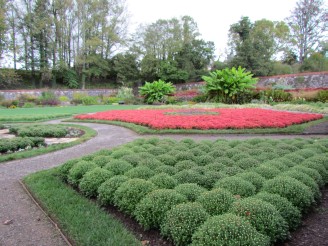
[0,121,327,246]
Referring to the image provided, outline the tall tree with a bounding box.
[287,0,328,63]
[0,0,7,66]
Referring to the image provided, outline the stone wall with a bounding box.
[175,72,328,91]
[0,89,118,100]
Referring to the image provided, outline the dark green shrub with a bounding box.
[208,149,225,158]
[79,168,113,198]
[104,160,133,175]
[57,159,80,182]
[317,90,328,102]
[215,157,234,166]
[198,171,227,189]
[214,177,256,197]
[134,189,187,229]
[157,154,177,166]
[254,192,302,231]
[280,170,321,200]
[231,153,251,162]
[93,155,112,167]
[197,188,236,215]
[111,149,134,159]
[121,154,143,166]
[154,165,178,176]
[67,161,98,187]
[292,166,324,187]
[175,183,207,202]
[191,214,270,246]
[175,151,194,161]
[262,160,289,172]
[221,166,244,176]
[235,158,260,170]
[9,124,68,138]
[294,149,316,159]
[124,166,155,180]
[113,178,156,215]
[190,166,207,175]
[97,175,129,206]
[197,143,212,153]
[204,162,226,172]
[173,170,202,184]
[161,202,209,246]
[194,155,215,166]
[138,158,162,169]
[305,154,328,170]
[148,146,167,156]
[236,171,266,191]
[252,165,281,179]
[175,160,198,171]
[260,89,292,102]
[300,161,328,183]
[262,176,314,211]
[284,153,306,163]
[190,148,206,157]
[229,198,289,243]
[149,173,178,189]
[139,79,175,104]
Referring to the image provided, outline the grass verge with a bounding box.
[23,168,140,246]
[0,124,96,163]
[69,116,328,135]
[0,105,141,123]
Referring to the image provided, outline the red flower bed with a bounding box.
[75,108,323,130]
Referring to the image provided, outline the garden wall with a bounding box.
[0,89,118,100]
[175,72,328,91]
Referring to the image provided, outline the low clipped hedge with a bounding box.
[9,124,69,138]
[56,137,328,245]
[0,137,45,154]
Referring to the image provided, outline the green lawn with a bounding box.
[0,105,141,123]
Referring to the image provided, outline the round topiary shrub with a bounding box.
[121,154,143,166]
[57,159,80,182]
[161,202,209,246]
[215,157,234,166]
[254,192,302,231]
[157,154,177,166]
[113,178,156,215]
[104,160,133,175]
[154,165,178,176]
[149,173,178,189]
[197,171,227,189]
[204,162,226,172]
[93,155,112,167]
[214,176,256,198]
[208,149,225,158]
[252,165,281,179]
[191,213,270,246]
[262,176,314,211]
[280,170,321,200]
[67,161,98,187]
[174,183,207,202]
[236,171,266,191]
[79,167,113,198]
[173,170,202,184]
[193,155,215,166]
[97,175,129,206]
[111,149,134,159]
[292,166,324,187]
[221,166,244,176]
[175,151,194,162]
[229,198,289,243]
[197,143,211,153]
[196,188,236,215]
[300,161,328,183]
[175,160,198,171]
[262,160,289,172]
[294,149,316,159]
[284,153,306,163]
[190,148,206,157]
[124,166,155,180]
[305,154,328,170]
[134,189,187,229]
[138,158,162,169]
[231,153,251,162]
[235,158,260,170]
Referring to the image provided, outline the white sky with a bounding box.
[126,0,327,59]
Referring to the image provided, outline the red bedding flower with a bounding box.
[75,108,323,130]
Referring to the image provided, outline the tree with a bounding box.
[113,52,140,84]
[287,0,328,63]
[0,0,7,66]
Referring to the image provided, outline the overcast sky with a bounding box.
[126,0,327,59]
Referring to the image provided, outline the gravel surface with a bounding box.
[0,121,327,246]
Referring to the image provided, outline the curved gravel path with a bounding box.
[0,121,327,246]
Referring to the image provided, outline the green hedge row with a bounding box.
[0,137,45,154]
[58,137,328,245]
[9,124,69,138]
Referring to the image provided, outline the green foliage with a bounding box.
[139,79,176,104]
[0,69,22,89]
[175,160,198,171]
[117,86,134,100]
[149,173,178,189]
[113,178,156,215]
[0,137,45,154]
[260,89,292,103]
[175,183,207,201]
[202,67,257,103]
[161,202,209,246]
[157,154,177,166]
[97,175,129,206]
[57,159,81,182]
[198,171,227,189]
[262,176,315,211]
[229,198,289,242]
[9,124,68,138]
[92,155,112,167]
[124,166,155,180]
[78,167,113,198]
[191,213,270,246]
[134,189,187,229]
[317,90,328,103]
[62,68,79,89]
[214,177,256,197]
[254,192,302,231]
[154,165,178,176]
[196,188,236,215]
[104,160,133,175]
[252,165,281,179]
[292,166,324,187]
[173,170,202,184]
[67,161,98,187]
[236,172,266,191]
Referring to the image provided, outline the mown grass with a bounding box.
[0,124,96,163]
[70,116,328,135]
[23,168,140,246]
[0,105,141,123]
